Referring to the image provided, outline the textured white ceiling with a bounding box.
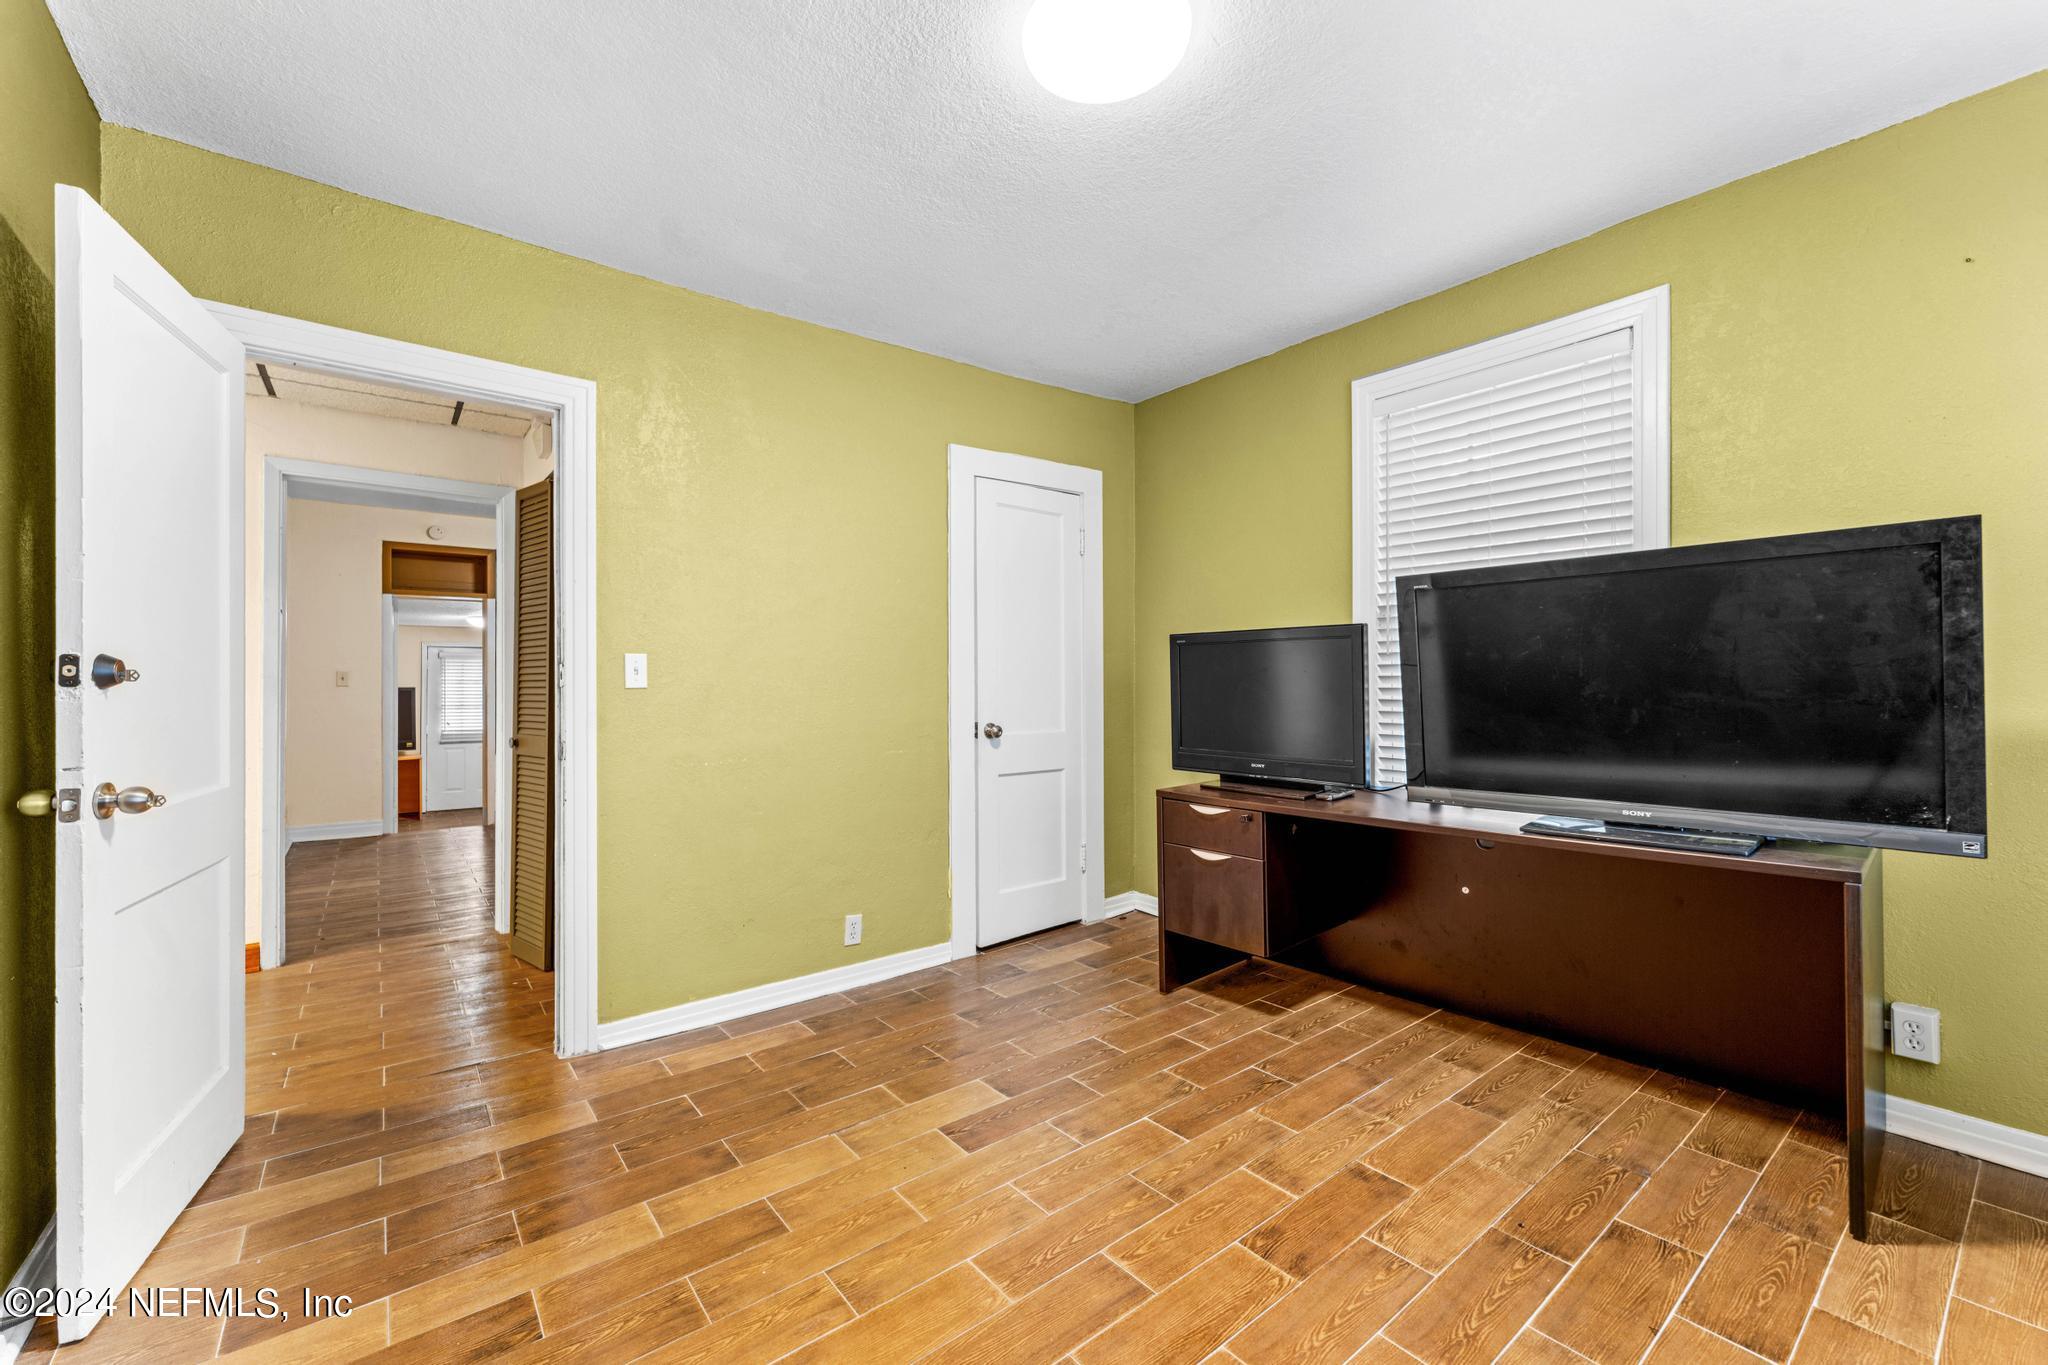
[53,1,2048,400]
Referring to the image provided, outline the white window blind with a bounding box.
[435,649,485,743]
[1359,311,1665,789]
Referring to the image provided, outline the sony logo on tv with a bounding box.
[1247,762,1266,769]
[1621,808,1655,817]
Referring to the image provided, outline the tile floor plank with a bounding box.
[1678,1214,1834,1361]
[1534,1222,1700,1365]
[1108,1167,1292,1288]
[1227,1238,1430,1365]
[1386,1228,1570,1365]
[1243,1162,1413,1277]
[1075,1244,1292,1365]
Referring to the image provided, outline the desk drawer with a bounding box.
[1161,799,1263,858]
[1160,843,1266,955]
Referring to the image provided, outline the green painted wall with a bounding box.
[1133,72,2048,1133]
[1,0,97,1283]
[97,127,1138,1023]
[2,0,98,277]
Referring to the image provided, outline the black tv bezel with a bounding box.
[1170,624,1369,788]
[1395,517,1987,858]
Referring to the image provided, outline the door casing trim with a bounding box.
[221,301,600,1057]
[945,443,1106,960]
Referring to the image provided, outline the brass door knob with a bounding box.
[16,789,81,822]
[93,783,166,820]
[982,722,1003,740]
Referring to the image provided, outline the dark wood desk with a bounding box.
[1155,783,1886,1239]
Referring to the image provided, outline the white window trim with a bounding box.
[1349,286,1671,781]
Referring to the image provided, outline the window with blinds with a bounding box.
[1352,290,1668,788]
[434,648,485,743]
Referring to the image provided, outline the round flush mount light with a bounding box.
[1022,0,1192,105]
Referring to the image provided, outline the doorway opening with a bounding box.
[945,443,1107,957]
[391,598,491,827]
[223,302,598,1057]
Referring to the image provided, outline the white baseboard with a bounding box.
[1888,1096,2048,1179]
[285,820,385,847]
[1,1221,53,1364]
[596,942,954,1051]
[1105,890,1157,917]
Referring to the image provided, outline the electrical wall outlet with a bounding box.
[843,914,863,946]
[1890,1002,1941,1063]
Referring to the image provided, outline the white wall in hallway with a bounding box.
[283,500,493,829]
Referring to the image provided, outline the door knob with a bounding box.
[92,653,140,688]
[16,789,82,822]
[93,783,166,820]
[982,722,1003,740]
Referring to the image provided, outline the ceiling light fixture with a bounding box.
[1022,0,1191,105]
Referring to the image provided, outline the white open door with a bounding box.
[973,477,1087,946]
[52,186,245,1342]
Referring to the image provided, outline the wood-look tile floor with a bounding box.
[25,822,2048,1364]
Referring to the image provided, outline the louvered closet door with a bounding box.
[1367,329,1640,787]
[510,475,555,969]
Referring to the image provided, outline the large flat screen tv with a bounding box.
[1396,518,1986,857]
[1171,624,1368,789]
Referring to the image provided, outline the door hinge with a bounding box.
[1078,528,1086,557]
[57,654,81,688]
[1080,841,1088,872]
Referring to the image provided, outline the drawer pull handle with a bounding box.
[1187,804,1229,816]
[1189,849,1232,862]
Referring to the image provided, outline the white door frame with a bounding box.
[224,301,600,1057]
[382,593,501,841]
[945,444,1105,961]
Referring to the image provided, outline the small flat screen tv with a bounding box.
[1171,625,1368,788]
[1396,518,1987,857]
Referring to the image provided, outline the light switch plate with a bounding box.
[624,653,648,689]
[335,670,350,688]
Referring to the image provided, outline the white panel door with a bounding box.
[423,643,485,811]
[974,477,1086,947]
[53,186,245,1342]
